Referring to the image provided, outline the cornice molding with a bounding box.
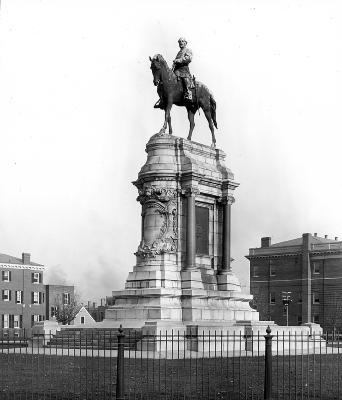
[0,263,45,271]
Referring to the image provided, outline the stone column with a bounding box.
[181,186,203,290]
[217,195,240,291]
[222,195,235,273]
[185,188,197,270]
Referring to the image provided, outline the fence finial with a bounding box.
[266,325,272,335]
[119,324,123,334]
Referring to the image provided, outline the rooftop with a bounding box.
[271,235,336,248]
[0,253,43,267]
[248,233,342,257]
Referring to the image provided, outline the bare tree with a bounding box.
[53,292,80,325]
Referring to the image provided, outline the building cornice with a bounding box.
[0,263,45,271]
[246,253,300,260]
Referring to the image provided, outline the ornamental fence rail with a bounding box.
[0,327,342,399]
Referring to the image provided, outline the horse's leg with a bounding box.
[168,110,172,135]
[187,108,195,140]
[158,102,172,135]
[203,108,216,147]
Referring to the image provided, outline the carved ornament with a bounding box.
[218,195,235,205]
[137,186,177,204]
[183,186,200,197]
[135,186,178,258]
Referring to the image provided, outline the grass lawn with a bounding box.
[0,352,342,399]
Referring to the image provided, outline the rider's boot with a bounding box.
[183,77,193,101]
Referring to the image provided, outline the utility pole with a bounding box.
[282,291,292,326]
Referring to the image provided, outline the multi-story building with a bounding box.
[0,252,74,335]
[0,252,45,334]
[45,284,75,319]
[247,233,342,331]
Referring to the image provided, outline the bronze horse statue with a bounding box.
[149,54,218,146]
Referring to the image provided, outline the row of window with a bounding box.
[269,292,320,304]
[252,262,321,278]
[1,290,71,305]
[1,290,44,304]
[1,314,23,328]
[1,314,45,328]
[1,271,42,283]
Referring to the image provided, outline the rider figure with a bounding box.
[172,37,193,101]
[154,38,193,109]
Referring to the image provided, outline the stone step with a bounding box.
[46,328,142,350]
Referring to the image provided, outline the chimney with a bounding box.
[87,301,91,309]
[335,237,339,241]
[261,237,271,248]
[93,302,96,309]
[325,235,328,239]
[22,253,31,265]
[314,233,317,237]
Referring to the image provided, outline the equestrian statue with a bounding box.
[150,37,218,147]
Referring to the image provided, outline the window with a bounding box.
[298,294,302,304]
[51,306,56,318]
[2,270,11,282]
[14,315,20,328]
[3,314,9,329]
[15,291,23,304]
[252,266,260,278]
[313,262,320,274]
[313,293,320,304]
[269,263,275,276]
[31,291,43,304]
[63,293,70,305]
[31,315,43,327]
[32,272,41,284]
[269,292,276,305]
[32,315,39,326]
[81,316,85,324]
[297,315,302,325]
[2,290,11,301]
[33,292,39,304]
[313,315,320,324]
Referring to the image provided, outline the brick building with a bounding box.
[85,299,107,322]
[45,284,75,319]
[0,252,74,335]
[247,233,342,331]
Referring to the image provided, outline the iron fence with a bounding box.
[0,326,341,399]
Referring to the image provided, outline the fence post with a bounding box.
[264,326,273,400]
[116,325,125,400]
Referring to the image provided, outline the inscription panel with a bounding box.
[196,205,209,255]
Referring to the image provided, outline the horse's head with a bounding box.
[149,54,168,86]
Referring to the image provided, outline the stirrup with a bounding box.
[154,99,163,109]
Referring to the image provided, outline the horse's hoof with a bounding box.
[211,142,216,148]
[158,129,166,135]
[187,136,192,141]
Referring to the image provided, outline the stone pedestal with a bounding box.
[104,133,260,330]
[99,133,325,355]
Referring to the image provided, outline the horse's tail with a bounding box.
[210,95,218,129]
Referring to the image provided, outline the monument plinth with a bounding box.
[104,133,259,331]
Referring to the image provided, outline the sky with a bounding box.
[1,0,342,303]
